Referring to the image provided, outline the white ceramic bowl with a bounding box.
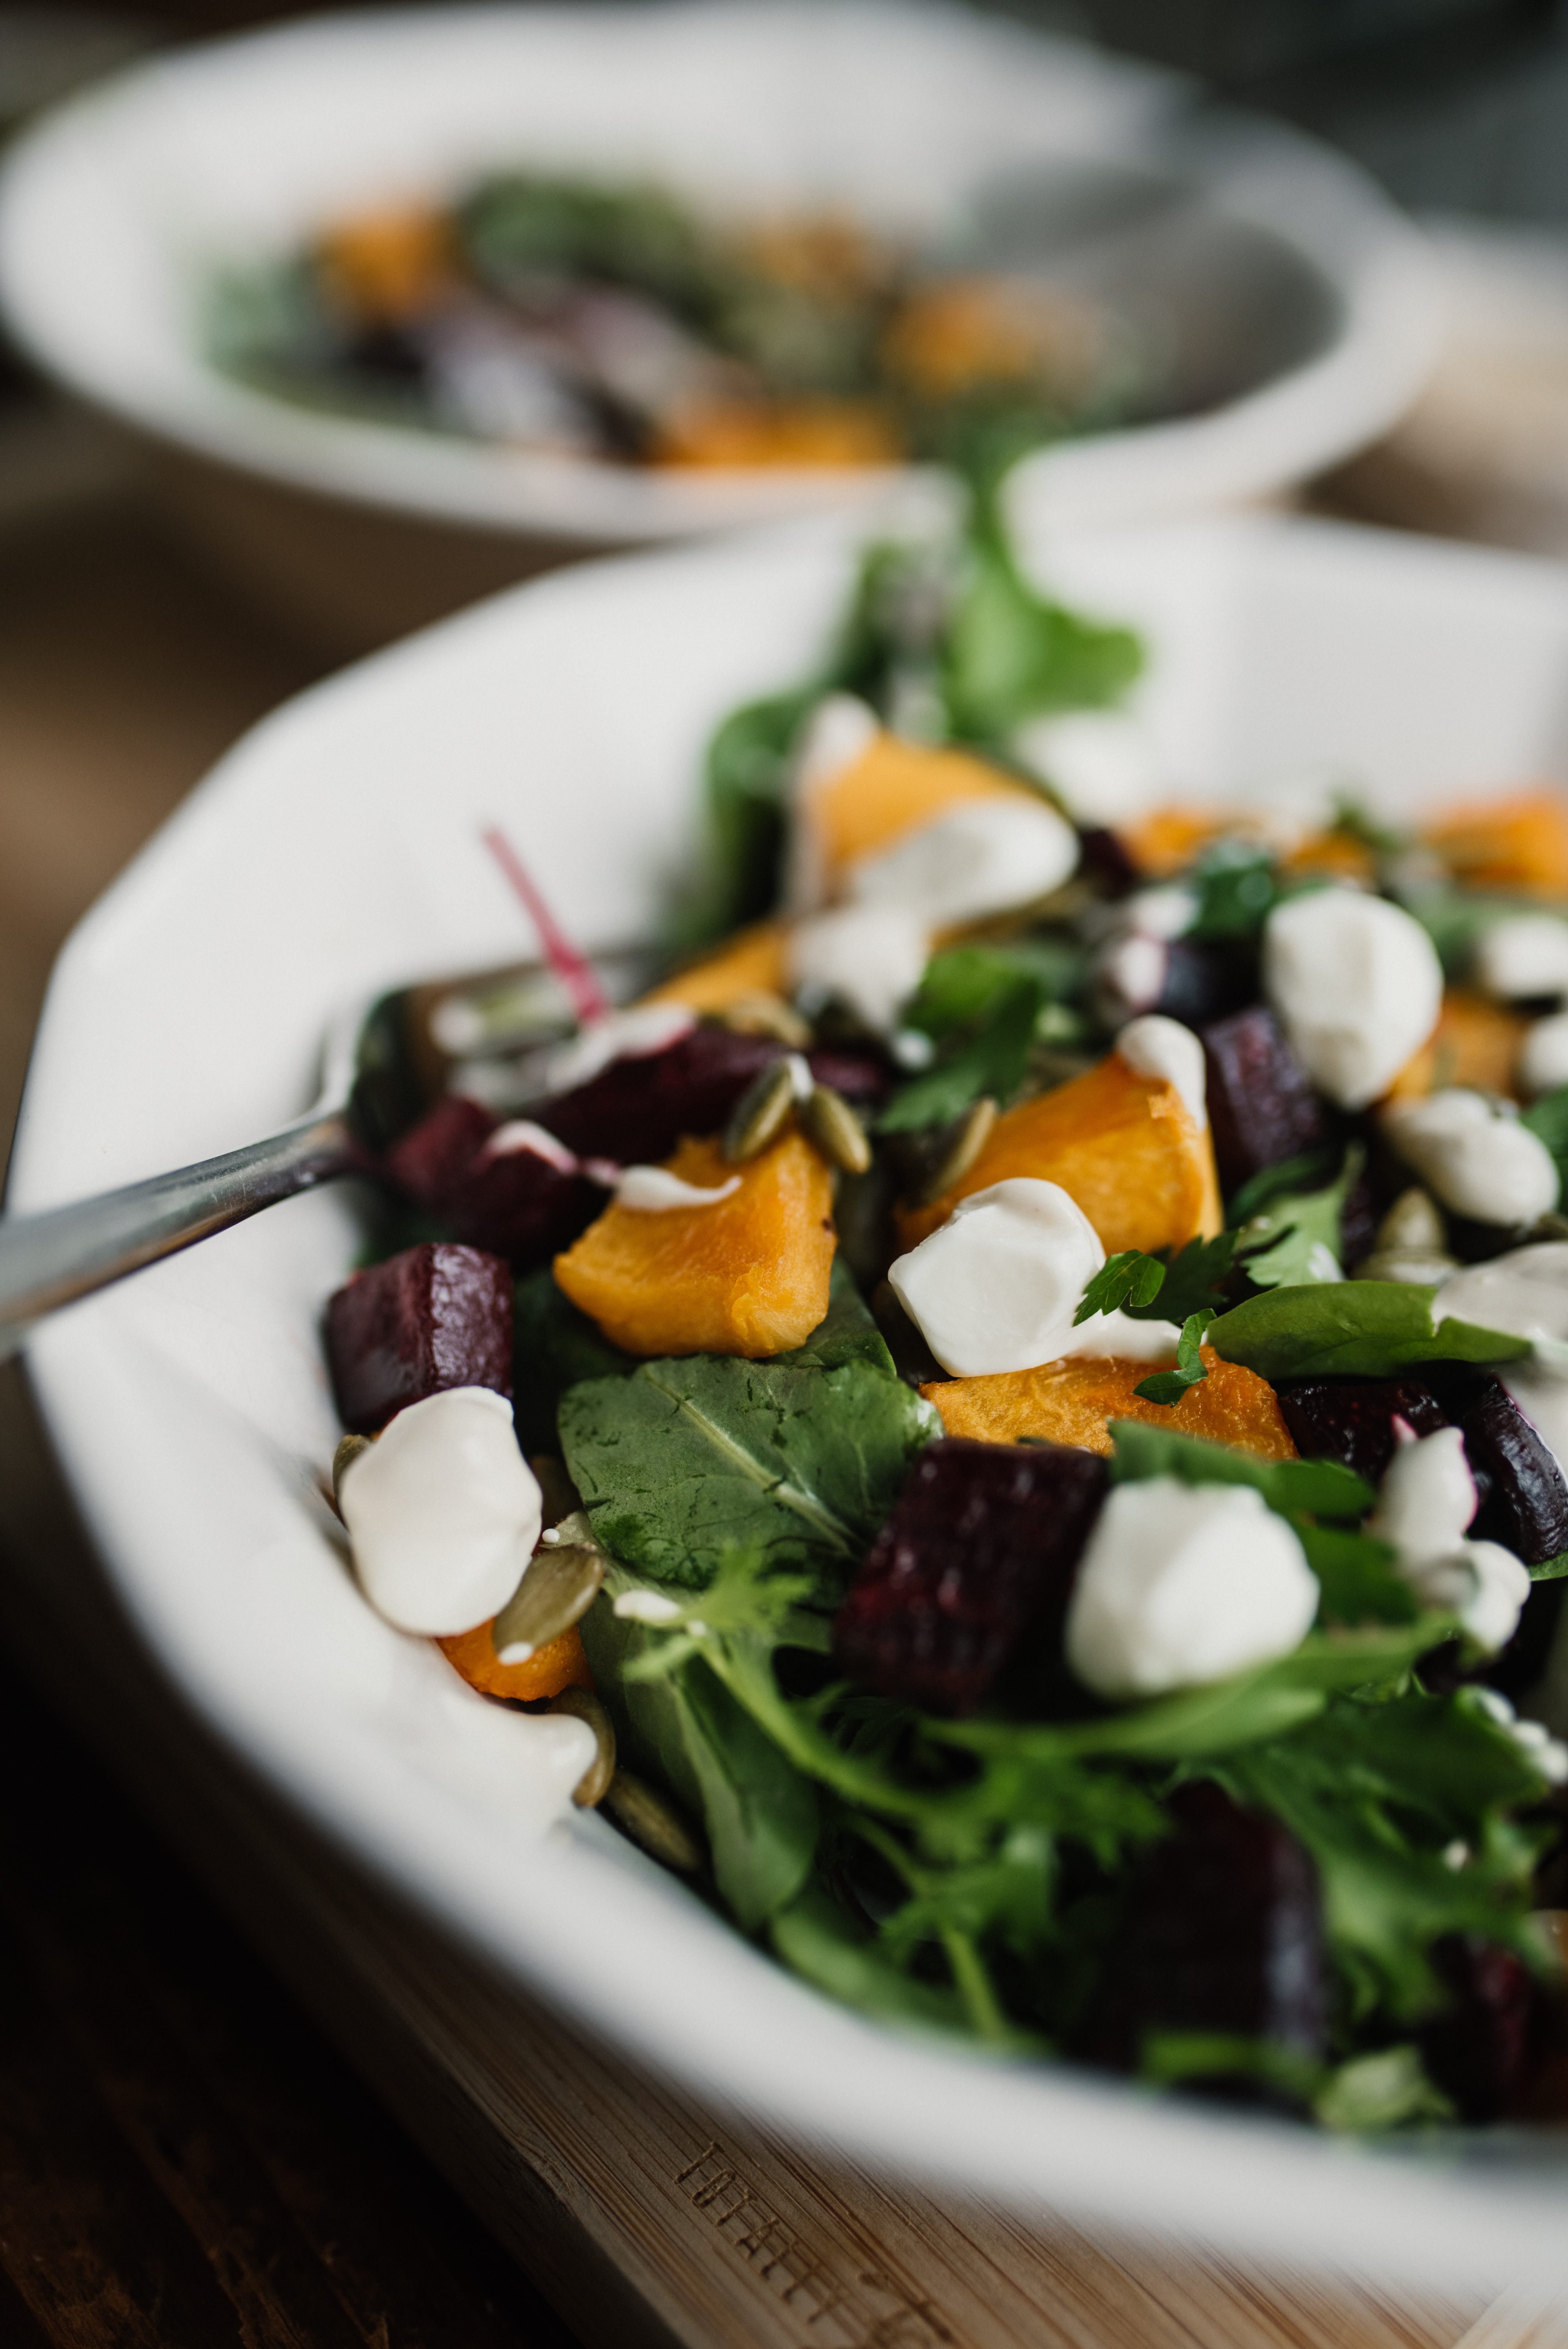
[13,510,1568,2291]
[0,2,1440,553]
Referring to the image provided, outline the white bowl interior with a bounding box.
[0,4,1438,541]
[14,510,1568,2288]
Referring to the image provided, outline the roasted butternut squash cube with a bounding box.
[1424,791,1568,899]
[1383,987,1530,1105]
[437,1621,592,1702]
[554,1132,835,1358]
[925,1348,1296,1460]
[640,921,792,1013]
[898,1052,1221,1256]
[809,730,1035,884]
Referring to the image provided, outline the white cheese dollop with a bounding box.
[788,902,930,1035]
[1010,709,1162,827]
[1436,1243,1568,1471]
[887,1178,1105,1378]
[1122,885,1198,943]
[784,692,880,912]
[1115,1014,1208,1128]
[1475,914,1568,1003]
[1520,1010,1568,1098]
[1094,930,1167,1019]
[1369,1424,1477,1558]
[1262,888,1442,1110]
[846,795,1079,928]
[1436,1241,1568,1358]
[544,1002,694,1094]
[1064,1479,1319,1701]
[795,691,880,796]
[338,1388,542,1637]
[1470,1691,1568,1786]
[1051,1307,1184,1363]
[615,1166,742,1210]
[1382,1089,1559,1226]
[1368,1424,1530,1651]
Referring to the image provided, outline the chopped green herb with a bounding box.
[1133,1309,1216,1405]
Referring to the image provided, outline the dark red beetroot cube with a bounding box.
[1201,1005,1327,1193]
[1420,1936,1539,2122]
[1457,1378,1568,1566]
[832,1436,1107,1715]
[1080,1782,1325,2085]
[806,1046,890,1107]
[384,1093,497,1216]
[326,1242,513,1434]
[538,1026,780,1163]
[384,1096,599,1267]
[1276,1378,1448,1488]
[444,1125,601,1265]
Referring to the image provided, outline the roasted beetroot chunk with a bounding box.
[832,1436,1107,1715]
[1456,1379,1568,1565]
[1200,1005,1327,1193]
[326,1242,513,1434]
[538,1025,889,1163]
[384,1093,496,1215]
[1420,1936,1539,2122]
[1081,1782,1325,2085]
[805,1046,890,1107]
[1276,1378,1447,1487]
[538,1027,780,1163]
[384,1096,600,1265]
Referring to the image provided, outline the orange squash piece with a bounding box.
[640,921,792,1014]
[898,1053,1222,1256]
[316,205,453,322]
[1383,987,1531,1104]
[925,1348,1297,1461]
[438,1620,593,1702]
[653,399,902,469]
[1424,791,1568,898]
[1279,830,1377,887]
[554,1131,835,1358]
[1117,805,1229,879]
[807,731,1035,883]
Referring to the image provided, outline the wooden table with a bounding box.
[0,401,1563,2349]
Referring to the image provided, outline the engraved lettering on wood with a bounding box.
[675,2142,966,2348]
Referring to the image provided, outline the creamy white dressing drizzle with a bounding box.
[615,1166,742,1211]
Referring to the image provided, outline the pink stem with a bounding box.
[481,825,610,1027]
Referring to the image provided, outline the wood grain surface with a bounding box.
[0,403,1564,2349]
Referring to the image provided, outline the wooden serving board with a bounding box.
[0,1359,1561,2349]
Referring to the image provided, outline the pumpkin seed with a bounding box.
[601,1769,705,1873]
[723,1056,797,1163]
[912,1095,998,1206]
[331,1433,372,1508]
[547,1687,617,1807]
[491,1543,605,1662]
[1375,1185,1447,1256]
[717,991,813,1048]
[800,1083,871,1175]
[1357,1248,1462,1287]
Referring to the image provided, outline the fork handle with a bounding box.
[0,1109,356,1360]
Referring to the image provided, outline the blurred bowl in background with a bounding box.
[1319,219,1568,560]
[0,2,1441,652]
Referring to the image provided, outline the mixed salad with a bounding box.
[207,171,1137,472]
[325,485,1568,2132]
